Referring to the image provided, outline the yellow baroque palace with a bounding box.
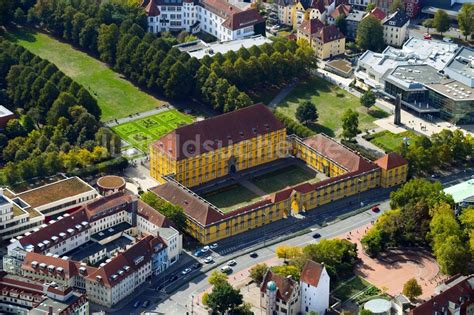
[149,104,408,244]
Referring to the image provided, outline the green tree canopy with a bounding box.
[360,89,376,108]
[356,15,385,52]
[389,0,404,13]
[295,100,318,125]
[458,3,474,40]
[403,278,423,300]
[434,10,450,34]
[207,281,243,314]
[341,109,359,140]
[140,192,187,230]
[249,263,268,285]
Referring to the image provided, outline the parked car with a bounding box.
[312,232,321,239]
[443,37,453,43]
[193,249,204,257]
[169,275,178,282]
[201,245,210,253]
[204,256,214,264]
[227,260,237,266]
[221,265,233,274]
[423,33,432,40]
[133,300,141,308]
[192,262,202,269]
[181,268,192,275]
[250,252,258,258]
[142,300,150,308]
[210,243,218,249]
[371,205,380,213]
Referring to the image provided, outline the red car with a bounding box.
[424,33,432,40]
[371,205,380,213]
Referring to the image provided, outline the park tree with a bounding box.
[360,89,376,109]
[389,0,404,13]
[295,100,318,125]
[435,235,470,275]
[403,278,423,300]
[458,3,474,40]
[389,178,453,210]
[164,61,191,100]
[97,23,120,65]
[249,263,268,285]
[356,15,384,52]
[365,3,375,12]
[140,192,187,230]
[434,10,450,35]
[207,281,243,314]
[5,119,26,138]
[276,245,302,262]
[341,109,359,140]
[271,265,300,281]
[423,19,434,33]
[360,310,374,315]
[208,270,228,286]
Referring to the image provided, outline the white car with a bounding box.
[204,256,214,264]
[201,246,210,253]
[181,268,192,275]
[227,260,237,266]
[210,243,218,249]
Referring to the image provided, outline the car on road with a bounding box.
[227,260,237,266]
[210,243,218,249]
[204,256,214,264]
[221,265,233,274]
[169,275,178,282]
[250,252,258,258]
[181,268,192,275]
[142,300,150,308]
[156,285,164,291]
[192,262,202,269]
[371,205,380,213]
[193,249,204,257]
[423,33,432,40]
[133,300,141,308]
[312,232,321,239]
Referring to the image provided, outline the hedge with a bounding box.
[67,156,129,177]
[273,111,314,138]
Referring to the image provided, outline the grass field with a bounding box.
[251,165,317,194]
[111,109,193,152]
[276,77,389,137]
[201,184,261,213]
[7,28,165,121]
[369,130,417,153]
[332,276,373,302]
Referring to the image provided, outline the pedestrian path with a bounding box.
[105,104,173,127]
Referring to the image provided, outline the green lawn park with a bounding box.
[368,130,417,153]
[111,109,193,153]
[276,77,389,137]
[7,28,165,121]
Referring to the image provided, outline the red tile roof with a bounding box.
[18,209,90,252]
[300,260,324,287]
[261,270,298,302]
[84,192,135,221]
[199,0,241,19]
[87,235,165,288]
[374,152,407,170]
[137,200,173,228]
[330,4,351,19]
[298,18,325,35]
[222,9,264,31]
[22,252,80,280]
[310,0,325,13]
[316,24,345,43]
[369,7,386,20]
[303,134,374,172]
[143,0,161,16]
[408,275,474,315]
[153,104,285,161]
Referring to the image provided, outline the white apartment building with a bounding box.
[382,9,409,47]
[142,0,265,42]
[300,260,330,315]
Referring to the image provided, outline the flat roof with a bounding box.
[326,59,352,74]
[444,47,474,88]
[386,64,442,90]
[15,177,95,209]
[0,105,13,117]
[444,179,474,203]
[33,293,84,314]
[426,79,474,101]
[175,35,272,59]
[68,237,132,261]
[91,222,132,241]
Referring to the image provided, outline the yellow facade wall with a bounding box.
[379,164,408,188]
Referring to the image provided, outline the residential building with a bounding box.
[300,260,330,314]
[367,7,386,20]
[348,0,371,10]
[297,18,346,60]
[291,0,327,29]
[0,177,97,241]
[346,9,366,40]
[274,0,296,26]
[407,275,474,315]
[0,272,89,315]
[3,185,182,308]
[141,0,265,42]
[150,105,407,244]
[327,4,351,24]
[404,0,421,18]
[382,9,409,47]
[260,271,300,315]
[0,105,14,129]
[174,35,272,59]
